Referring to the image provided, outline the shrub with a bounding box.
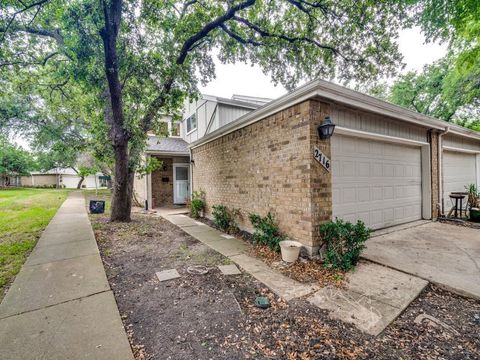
[190,190,205,219]
[212,205,239,234]
[319,219,371,271]
[248,212,286,252]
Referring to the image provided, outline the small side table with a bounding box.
[449,193,467,218]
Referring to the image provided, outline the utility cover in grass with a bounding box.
[156,269,181,282]
[218,264,241,275]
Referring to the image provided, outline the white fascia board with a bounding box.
[145,151,190,157]
[443,146,480,154]
[448,127,480,141]
[335,127,429,147]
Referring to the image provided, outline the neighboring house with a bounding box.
[139,80,480,255]
[0,173,22,187]
[134,95,271,207]
[21,168,105,189]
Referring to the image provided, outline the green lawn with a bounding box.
[0,188,69,299]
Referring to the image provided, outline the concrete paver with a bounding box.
[156,269,181,282]
[0,192,133,360]
[25,239,99,266]
[0,291,132,360]
[363,222,480,299]
[218,264,241,275]
[308,261,428,336]
[0,254,109,318]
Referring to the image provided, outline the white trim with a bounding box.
[173,163,189,204]
[335,126,429,147]
[443,145,480,154]
[421,145,432,220]
[145,151,190,157]
[186,128,197,136]
[477,154,480,189]
[147,155,152,210]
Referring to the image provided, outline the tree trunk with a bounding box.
[99,0,131,221]
[76,176,85,189]
[110,142,133,221]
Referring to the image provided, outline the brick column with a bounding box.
[308,100,332,254]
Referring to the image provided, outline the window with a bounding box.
[170,121,180,137]
[186,114,197,133]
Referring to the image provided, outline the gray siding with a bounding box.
[332,105,427,142]
[217,104,251,129]
[443,134,480,152]
[182,97,255,143]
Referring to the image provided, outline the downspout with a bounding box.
[438,126,450,216]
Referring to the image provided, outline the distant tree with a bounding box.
[400,0,480,127]
[0,139,35,185]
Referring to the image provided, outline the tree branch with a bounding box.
[220,24,261,46]
[232,16,350,60]
[176,0,256,65]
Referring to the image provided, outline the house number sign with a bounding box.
[313,146,330,171]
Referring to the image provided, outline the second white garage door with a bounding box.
[332,135,423,230]
[443,151,477,196]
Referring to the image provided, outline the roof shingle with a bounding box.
[146,136,189,154]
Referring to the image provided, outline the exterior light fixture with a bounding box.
[317,116,335,140]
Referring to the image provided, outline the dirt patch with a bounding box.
[439,217,480,229]
[91,212,480,360]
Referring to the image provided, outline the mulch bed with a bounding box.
[193,216,345,287]
[90,211,480,360]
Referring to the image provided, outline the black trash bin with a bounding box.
[89,200,105,214]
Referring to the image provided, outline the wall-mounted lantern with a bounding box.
[317,116,336,140]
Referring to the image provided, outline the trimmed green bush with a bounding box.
[248,212,285,252]
[319,219,371,271]
[189,190,205,219]
[212,205,239,234]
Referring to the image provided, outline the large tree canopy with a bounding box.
[400,0,480,125]
[0,138,35,179]
[1,0,411,221]
[388,55,480,124]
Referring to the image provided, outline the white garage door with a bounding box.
[443,151,477,196]
[332,135,423,230]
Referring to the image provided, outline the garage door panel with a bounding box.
[332,135,422,230]
[443,151,476,196]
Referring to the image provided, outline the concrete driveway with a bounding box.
[362,222,480,299]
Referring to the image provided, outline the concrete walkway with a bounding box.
[160,212,427,335]
[0,192,133,360]
[162,213,318,300]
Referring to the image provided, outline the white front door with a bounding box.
[173,164,189,204]
[332,135,423,230]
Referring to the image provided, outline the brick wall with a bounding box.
[191,100,331,253]
[152,157,173,207]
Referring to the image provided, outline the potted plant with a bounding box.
[466,184,480,222]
